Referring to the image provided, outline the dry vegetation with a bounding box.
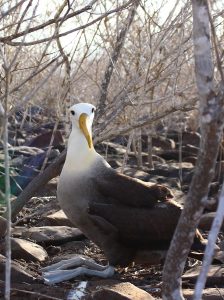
[0,1,222,128]
[1,0,222,135]
[0,0,224,299]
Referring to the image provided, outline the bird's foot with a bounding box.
[41,256,114,285]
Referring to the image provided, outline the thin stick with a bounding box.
[0,0,27,20]
[0,0,97,42]
[40,120,59,173]
[18,59,64,108]
[3,0,135,46]
[121,130,134,173]
[193,181,224,300]
[0,45,12,300]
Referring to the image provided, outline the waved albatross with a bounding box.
[49,103,205,282]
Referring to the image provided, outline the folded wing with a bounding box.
[93,167,173,208]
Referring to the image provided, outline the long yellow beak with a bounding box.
[79,113,93,149]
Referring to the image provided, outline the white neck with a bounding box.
[63,127,97,173]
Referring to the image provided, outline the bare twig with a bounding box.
[40,120,59,173]
[0,44,12,300]
[14,0,32,35]
[16,58,65,108]
[3,56,60,108]
[8,0,39,70]
[94,98,198,144]
[55,5,72,137]
[0,0,27,20]
[0,0,97,42]
[2,0,135,46]
[97,0,140,117]
[121,130,134,173]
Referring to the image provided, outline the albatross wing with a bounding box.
[92,164,173,208]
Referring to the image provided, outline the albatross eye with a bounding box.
[70,110,75,116]
[91,108,95,113]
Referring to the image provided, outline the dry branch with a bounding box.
[0,0,27,20]
[17,59,65,108]
[1,56,60,107]
[95,97,197,143]
[10,151,66,221]
[162,1,224,299]
[2,0,135,46]
[97,0,140,117]
[0,0,96,42]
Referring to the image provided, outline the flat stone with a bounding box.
[182,265,224,286]
[151,136,175,150]
[85,282,155,300]
[21,226,84,245]
[10,238,48,262]
[167,131,201,146]
[151,155,166,164]
[155,149,197,161]
[0,254,35,283]
[183,288,224,299]
[99,142,127,155]
[60,240,88,253]
[8,146,44,157]
[43,210,73,227]
[204,198,218,212]
[87,279,121,290]
[168,162,194,169]
[107,160,122,169]
[116,167,150,180]
[199,213,224,232]
[182,144,199,156]
[69,280,120,300]
[213,251,224,263]
[0,217,7,238]
[148,162,193,179]
[25,130,63,148]
[182,156,197,165]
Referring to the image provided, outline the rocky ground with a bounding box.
[0,114,224,299]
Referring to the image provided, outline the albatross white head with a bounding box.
[69,103,96,148]
[64,103,97,172]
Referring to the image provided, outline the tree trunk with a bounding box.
[162,1,224,299]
